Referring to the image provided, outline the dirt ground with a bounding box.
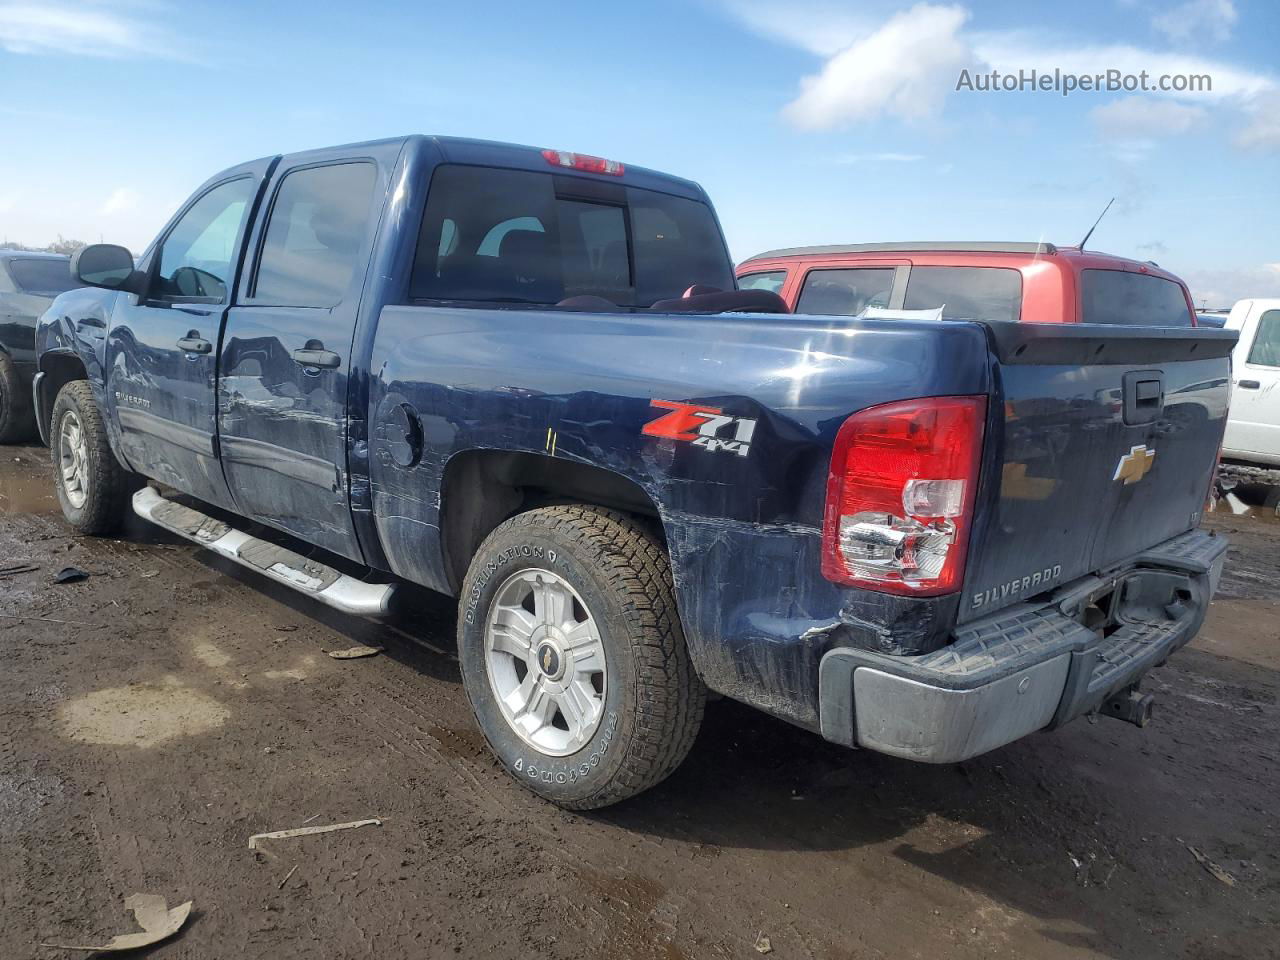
[2,442,1277,960]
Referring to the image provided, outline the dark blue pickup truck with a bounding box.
[34,135,1234,808]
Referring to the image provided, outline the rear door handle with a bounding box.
[292,343,341,369]
[1237,379,1261,389]
[177,332,212,354]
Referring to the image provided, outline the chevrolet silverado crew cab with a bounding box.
[738,242,1199,326]
[36,135,1233,808]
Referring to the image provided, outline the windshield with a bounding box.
[1081,269,1193,326]
[409,164,733,307]
[7,257,75,296]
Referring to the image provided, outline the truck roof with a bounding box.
[231,134,707,201]
[740,242,1174,276]
[745,241,1059,260]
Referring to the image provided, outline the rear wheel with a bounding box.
[458,505,705,809]
[0,354,35,444]
[51,381,134,535]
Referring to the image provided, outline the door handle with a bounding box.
[1237,379,1261,389]
[177,332,212,354]
[292,341,341,369]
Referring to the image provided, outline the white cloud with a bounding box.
[717,0,882,56]
[720,2,1277,150]
[99,187,141,216]
[1235,91,1280,149]
[0,1,181,59]
[782,4,972,130]
[1091,95,1206,140]
[1176,263,1280,308]
[1151,0,1237,45]
[971,34,1273,103]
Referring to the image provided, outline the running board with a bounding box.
[132,487,396,617]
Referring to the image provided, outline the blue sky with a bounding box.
[0,0,1276,305]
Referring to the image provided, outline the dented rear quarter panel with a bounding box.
[367,309,993,729]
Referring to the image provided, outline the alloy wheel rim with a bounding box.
[58,410,89,509]
[483,568,607,757]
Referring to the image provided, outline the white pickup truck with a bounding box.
[1223,299,1280,467]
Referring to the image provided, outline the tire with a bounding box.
[50,380,134,535]
[458,505,705,809]
[0,353,35,444]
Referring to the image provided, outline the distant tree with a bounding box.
[45,235,88,256]
[0,235,89,255]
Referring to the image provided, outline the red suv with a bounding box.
[737,242,1198,325]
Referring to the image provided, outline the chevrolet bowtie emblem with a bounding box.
[1114,444,1156,485]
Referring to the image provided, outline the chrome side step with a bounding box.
[132,487,396,617]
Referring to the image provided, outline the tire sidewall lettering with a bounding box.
[512,710,619,786]
[463,543,557,625]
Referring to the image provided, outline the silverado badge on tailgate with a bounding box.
[642,399,757,458]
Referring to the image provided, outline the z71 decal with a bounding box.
[642,399,757,458]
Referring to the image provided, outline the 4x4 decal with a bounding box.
[642,399,757,458]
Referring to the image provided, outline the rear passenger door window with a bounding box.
[738,270,786,294]
[796,267,897,316]
[903,266,1022,322]
[252,162,378,307]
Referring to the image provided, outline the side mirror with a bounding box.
[72,244,145,295]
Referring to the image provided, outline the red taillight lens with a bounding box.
[822,396,986,596]
[541,149,625,176]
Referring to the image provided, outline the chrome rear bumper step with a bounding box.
[132,487,396,617]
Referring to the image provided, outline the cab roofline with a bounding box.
[203,134,706,203]
[743,241,1060,261]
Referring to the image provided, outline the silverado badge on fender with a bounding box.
[642,399,757,457]
[1114,444,1156,485]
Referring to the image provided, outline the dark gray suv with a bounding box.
[0,251,76,441]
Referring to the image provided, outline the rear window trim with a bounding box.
[407,161,732,309]
[1078,268,1194,328]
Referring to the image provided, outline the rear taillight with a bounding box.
[822,396,986,596]
[541,149,625,176]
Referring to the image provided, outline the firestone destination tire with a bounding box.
[457,505,705,809]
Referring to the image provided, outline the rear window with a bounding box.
[903,266,1021,322]
[738,270,786,294]
[7,258,75,296]
[1080,269,1193,326]
[409,164,733,307]
[796,267,895,316]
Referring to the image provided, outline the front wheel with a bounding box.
[50,381,134,535]
[458,505,705,809]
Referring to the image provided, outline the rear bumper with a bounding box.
[817,529,1227,763]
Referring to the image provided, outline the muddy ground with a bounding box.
[1,442,1277,960]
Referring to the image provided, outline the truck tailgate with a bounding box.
[961,324,1237,622]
